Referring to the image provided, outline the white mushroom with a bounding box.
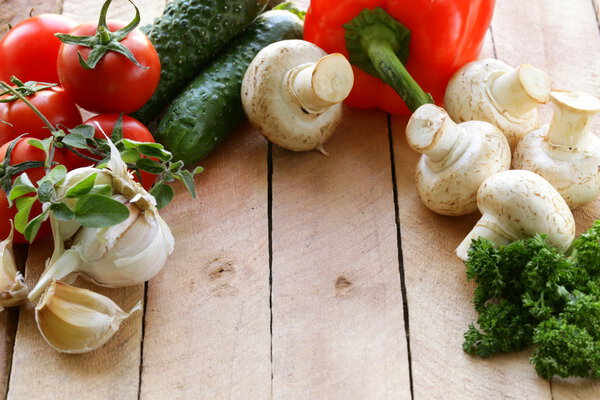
[241,39,354,154]
[405,104,511,216]
[512,91,600,209]
[455,170,575,260]
[444,58,551,150]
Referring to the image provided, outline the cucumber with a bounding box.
[156,10,303,165]
[132,0,267,124]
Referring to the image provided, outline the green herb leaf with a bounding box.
[50,202,75,221]
[74,194,129,228]
[69,124,95,139]
[122,139,172,161]
[120,148,141,163]
[173,169,197,198]
[46,165,67,184]
[24,212,45,242]
[65,172,97,198]
[149,183,174,210]
[62,133,89,149]
[9,173,36,201]
[26,138,46,151]
[136,158,164,174]
[37,180,55,203]
[273,2,307,20]
[14,196,37,233]
[90,184,113,197]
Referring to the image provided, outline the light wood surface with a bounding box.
[0,0,599,399]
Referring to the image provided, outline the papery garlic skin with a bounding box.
[27,141,175,301]
[0,224,27,310]
[35,280,141,354]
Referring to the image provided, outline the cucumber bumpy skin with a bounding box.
[156,10,303,166]
[132,0,267,124]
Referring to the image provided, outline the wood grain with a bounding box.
[394,0,600,398]
[7,238,144,400]
[0,0,63,37]
[271,108,411,400]
[139,124,272,400]
[0,2,61,394]
[492,1,600,396]
[61,0,165,26]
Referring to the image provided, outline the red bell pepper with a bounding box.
[303,0,495,115]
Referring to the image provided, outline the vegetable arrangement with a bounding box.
[0,0,331,354]
[0,0,596,386]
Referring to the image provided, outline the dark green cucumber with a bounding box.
[132,0,267,124]
[156,10,303,165]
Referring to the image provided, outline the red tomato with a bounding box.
[0,137,69,243]
[0,137,69,184]
[0,14,78,84]
[65,114,157,191]
[56,21,160,114]
[0,86,82,146]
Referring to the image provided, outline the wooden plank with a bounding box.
[393,119,552,398]
[0,3,62,396]
[61,0,165,26]
[0,0,63,37]
[394,0,600,398]
[139,124,272,399]
[493,1,600,397]
[7,238,144,400]
[271,108,411,399]
[5,1,166,399]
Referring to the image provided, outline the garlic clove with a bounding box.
[35,280,141,354]
[0,222,28,310]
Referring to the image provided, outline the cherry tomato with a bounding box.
[0,14,78,84]
[65,114,157,190]
[0,137,69,184]
[56,21,160,114]
[0,137,69,243]
[0,85,82,146]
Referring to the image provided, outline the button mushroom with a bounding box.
[455,170,575,260]
[444,58,551,150]
[405,104,511,216]
[512,91,600,209]
[241,39,354,154]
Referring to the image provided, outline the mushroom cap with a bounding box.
[241,40,345,151]
[476,170,575,252]
[444,58,541,149]
[415,120,511,216]
[512,124,600,209]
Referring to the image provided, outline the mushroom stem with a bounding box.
[405,104,464,164]
[286,53,354,114]
[546,91,600,148]
[489,64,550,117]
[455,216,514,260]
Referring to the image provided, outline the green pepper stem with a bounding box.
[344,7,433,112]
[366,40,432,112]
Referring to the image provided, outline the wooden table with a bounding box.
[1,0,599,398]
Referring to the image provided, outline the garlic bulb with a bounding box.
[0,223,27,311]
[28,141,175,301]
[35,280,141,354]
